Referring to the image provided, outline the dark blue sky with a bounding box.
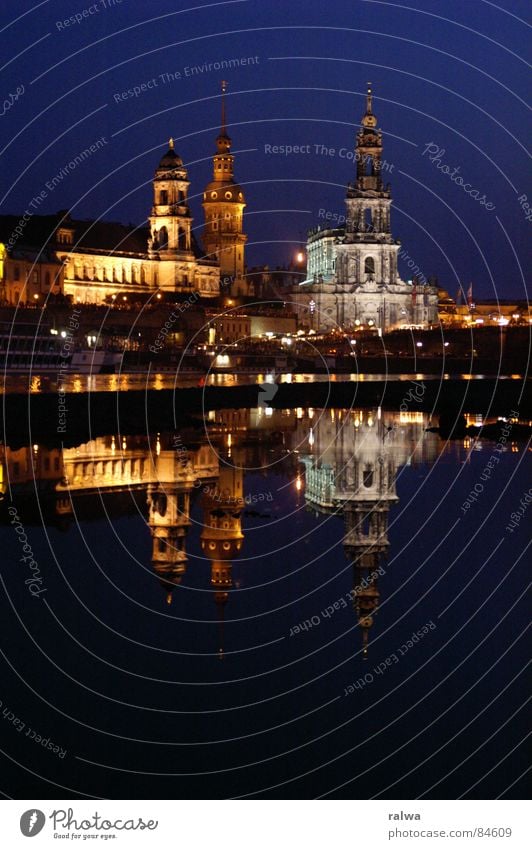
[1,0,530,298]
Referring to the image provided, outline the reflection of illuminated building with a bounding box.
[299,408,439,656]
[147,453,196,605]
[200,460,244,658]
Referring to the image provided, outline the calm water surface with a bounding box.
[0,408,529,798]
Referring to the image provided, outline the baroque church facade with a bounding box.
[296,86,438,332]
[1,86,250,305]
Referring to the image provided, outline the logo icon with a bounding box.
[20,810,46,837]
[258,380,279,408]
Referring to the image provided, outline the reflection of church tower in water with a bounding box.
[148,449,195,605]
[301,409,437,656]
[340,414,398,658]
[200,460,244,657]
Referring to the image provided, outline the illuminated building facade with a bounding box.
[296,86,439,332]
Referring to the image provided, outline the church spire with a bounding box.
[217,80,231,153]
[366,81,373,114]
[221,80,228,135]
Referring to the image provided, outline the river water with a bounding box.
[0,407,529,798]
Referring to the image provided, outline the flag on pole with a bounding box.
[456,288,462,306]
[411,282,417,305]
[467,283,473,306]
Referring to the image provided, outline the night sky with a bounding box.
[1,0,530,299]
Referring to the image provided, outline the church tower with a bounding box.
[299,409,398,657]
[200,461,244,657]
[335,83,400,298]
[302,84,439,332]
[202,82,249,296]
[148,139,194,260]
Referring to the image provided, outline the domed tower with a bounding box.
[148,139,194,260]
[202,82,249,296]
[148,452,195,605]
[200,461,244,657]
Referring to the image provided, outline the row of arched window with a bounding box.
[71,263,149,285]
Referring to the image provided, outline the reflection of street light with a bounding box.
[416,341,423,348]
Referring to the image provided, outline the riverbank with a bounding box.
[2,376,528,446]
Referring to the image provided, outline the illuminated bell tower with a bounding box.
[200,461,244,657]
[148,139,194,259]
[335,83,398,292]
[202,82,248,295]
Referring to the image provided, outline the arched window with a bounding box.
[159,190,168,205]
[363,466,374,488]
[159,226,168,249]
[178,228,186,249]
[364,256,375,276]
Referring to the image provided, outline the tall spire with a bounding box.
[366,81,373,114]
[361,82,378,130]
[217,80,231,152]
[221,80,228,135]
